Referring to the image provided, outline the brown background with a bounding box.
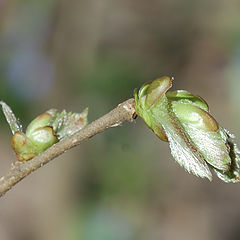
[0,0,240,239]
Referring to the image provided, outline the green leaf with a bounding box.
[51,108,88,139]
[151,95,212,180]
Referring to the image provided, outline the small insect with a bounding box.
[134,77,240,183]
[0,101,88,161]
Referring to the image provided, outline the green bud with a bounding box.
[145,76,172,107]
[27,126,58,153]
[26,111,57,137]
[171,102,218,132]
[1,102,88,161]
[166,90,209,111]
[11,132,37,162]
[134,76,172,142]
[135,77,240,182]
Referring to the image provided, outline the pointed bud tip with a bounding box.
[145,76,172,107]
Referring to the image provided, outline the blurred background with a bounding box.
[0,0,240,239]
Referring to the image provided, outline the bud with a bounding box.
[134,76,240,182]
[11,132,37,162]
[1,102,88,161]
[26,110,57,137]
[27,126,58,153]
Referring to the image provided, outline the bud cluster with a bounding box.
[0,102,88,161]
[134,77,240,182]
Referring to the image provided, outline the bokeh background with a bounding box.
[0,0,240,239]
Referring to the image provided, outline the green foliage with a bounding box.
[134,77,240,182]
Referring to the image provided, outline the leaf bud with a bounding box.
[134,77,240,182]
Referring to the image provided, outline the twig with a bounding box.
[0,98,136,197]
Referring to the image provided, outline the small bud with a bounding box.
[145,76,173,107]
[171,102,218,132]
[1,101,88,161]
[134,76,172,142]
[27,126,58,153]
[26,111,57,137]
[11,132,37,161]
[135,77,240,182]
[166,90,209,112]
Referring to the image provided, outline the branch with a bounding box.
[0,98,136,197]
